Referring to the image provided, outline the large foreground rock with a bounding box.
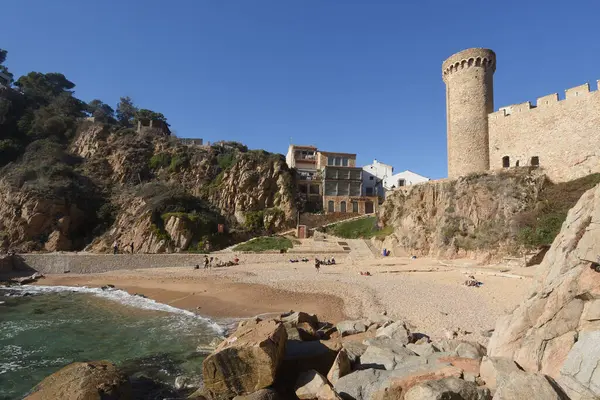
[479,356,522,391]
[558,330,600,399]
[24,361,131,400]
[404,377,491,400]
[233,388,282,400]
[334,362,462,400]
[295,370,340,400]
[337,320,368,336]
[202,319,287,399]
[488,184,600,399]
[492,371,564,400]
[375,321,411,344]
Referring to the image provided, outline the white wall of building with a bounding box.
[384,170,429,189]
[362,159,394,197]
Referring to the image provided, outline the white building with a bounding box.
[384,170,430,189]
[362,159,394,197]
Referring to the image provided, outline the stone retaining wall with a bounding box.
[15,253,208,274]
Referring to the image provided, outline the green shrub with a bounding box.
[244,210,265,231]
[233,236,293,252]
[149,153,171,169]
[217,152,236,170]
[169,153,189,173]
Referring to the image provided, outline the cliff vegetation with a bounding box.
[378,169,600,261]
[0,49,297,253]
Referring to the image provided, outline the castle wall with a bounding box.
[488,81,600,182]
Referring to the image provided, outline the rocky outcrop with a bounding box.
[378,169,546,260]
[207,152,296,228]
[24,360,131,400]
[1,123,297,253]
[488,183,600,400]
[0,180,94,252]
[202,319,288,399]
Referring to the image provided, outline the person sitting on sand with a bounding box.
[112,241,118,255]
[331,257,336,265]
[233,256,239,264]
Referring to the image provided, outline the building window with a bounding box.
[369,176,374,180]
[340,201,347,213]
[327,156,335,166]
[531,156,540,167]
[328,200,335,213]
[366,187,374,195]
[398,179,406,187]
[502,156,510,168]
[515,160,520,167]
[310,184,320,195]
[365,201,374,214]
[352,201,358,213]
[335,157,341,166]
[342,158,348,167]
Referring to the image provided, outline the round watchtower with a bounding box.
[442,48,496,178]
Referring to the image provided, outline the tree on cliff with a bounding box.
[0,48,13,83]
[116,96,137,127]
[87,99,115,123]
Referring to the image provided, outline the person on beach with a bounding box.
[112,240,118,255]
[315,259,320,273]
[130,242,134,253]
[209,256,214,269]
[204,255,209,269]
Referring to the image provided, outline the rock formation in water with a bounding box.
[488,183,600,400]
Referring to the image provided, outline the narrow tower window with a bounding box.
[531,156,540,167]
[502,156,510,168]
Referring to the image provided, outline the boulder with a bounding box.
[337,320,368,337]
[434,340,486,359]
[404,377,491,400]
[406,343,439,357]
[287,327,303,341]
[430,356,481,377]
[327,349,352,385]
[360,344,424,371]
[335,362,462,400]
[24,361,132,400]
[488,184,600,398]
[479,357,522,391]
[202,319,287,399]
[295,370,339,400]
[334,369,389,400]
[492,371,565,400]
[317,323,338,340]
[558,330,600,400]
[298,322,319,341]
[233,388,282,400]
[282,311,319,329]
[375,321,411,345]
[342,341,367,366]
[280,340,339,384]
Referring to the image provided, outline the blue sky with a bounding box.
[2,0,600,179]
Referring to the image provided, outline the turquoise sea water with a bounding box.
[0,286,225,400]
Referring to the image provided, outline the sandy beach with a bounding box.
[32,253,535,343]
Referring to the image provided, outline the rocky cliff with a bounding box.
[488,183,600,400]
[0,122,297,253]
[378,169,546,261]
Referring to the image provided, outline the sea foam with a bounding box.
[0,285,224,334]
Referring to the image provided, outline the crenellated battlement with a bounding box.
[442,48,496,82]
[490,81,600,118]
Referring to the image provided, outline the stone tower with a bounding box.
[442,48,496,178]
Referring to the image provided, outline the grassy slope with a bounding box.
[325,216,392,239]
[232,236,293,252]
[518,173,600,247]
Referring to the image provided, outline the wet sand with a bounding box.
[34,273,347,324]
